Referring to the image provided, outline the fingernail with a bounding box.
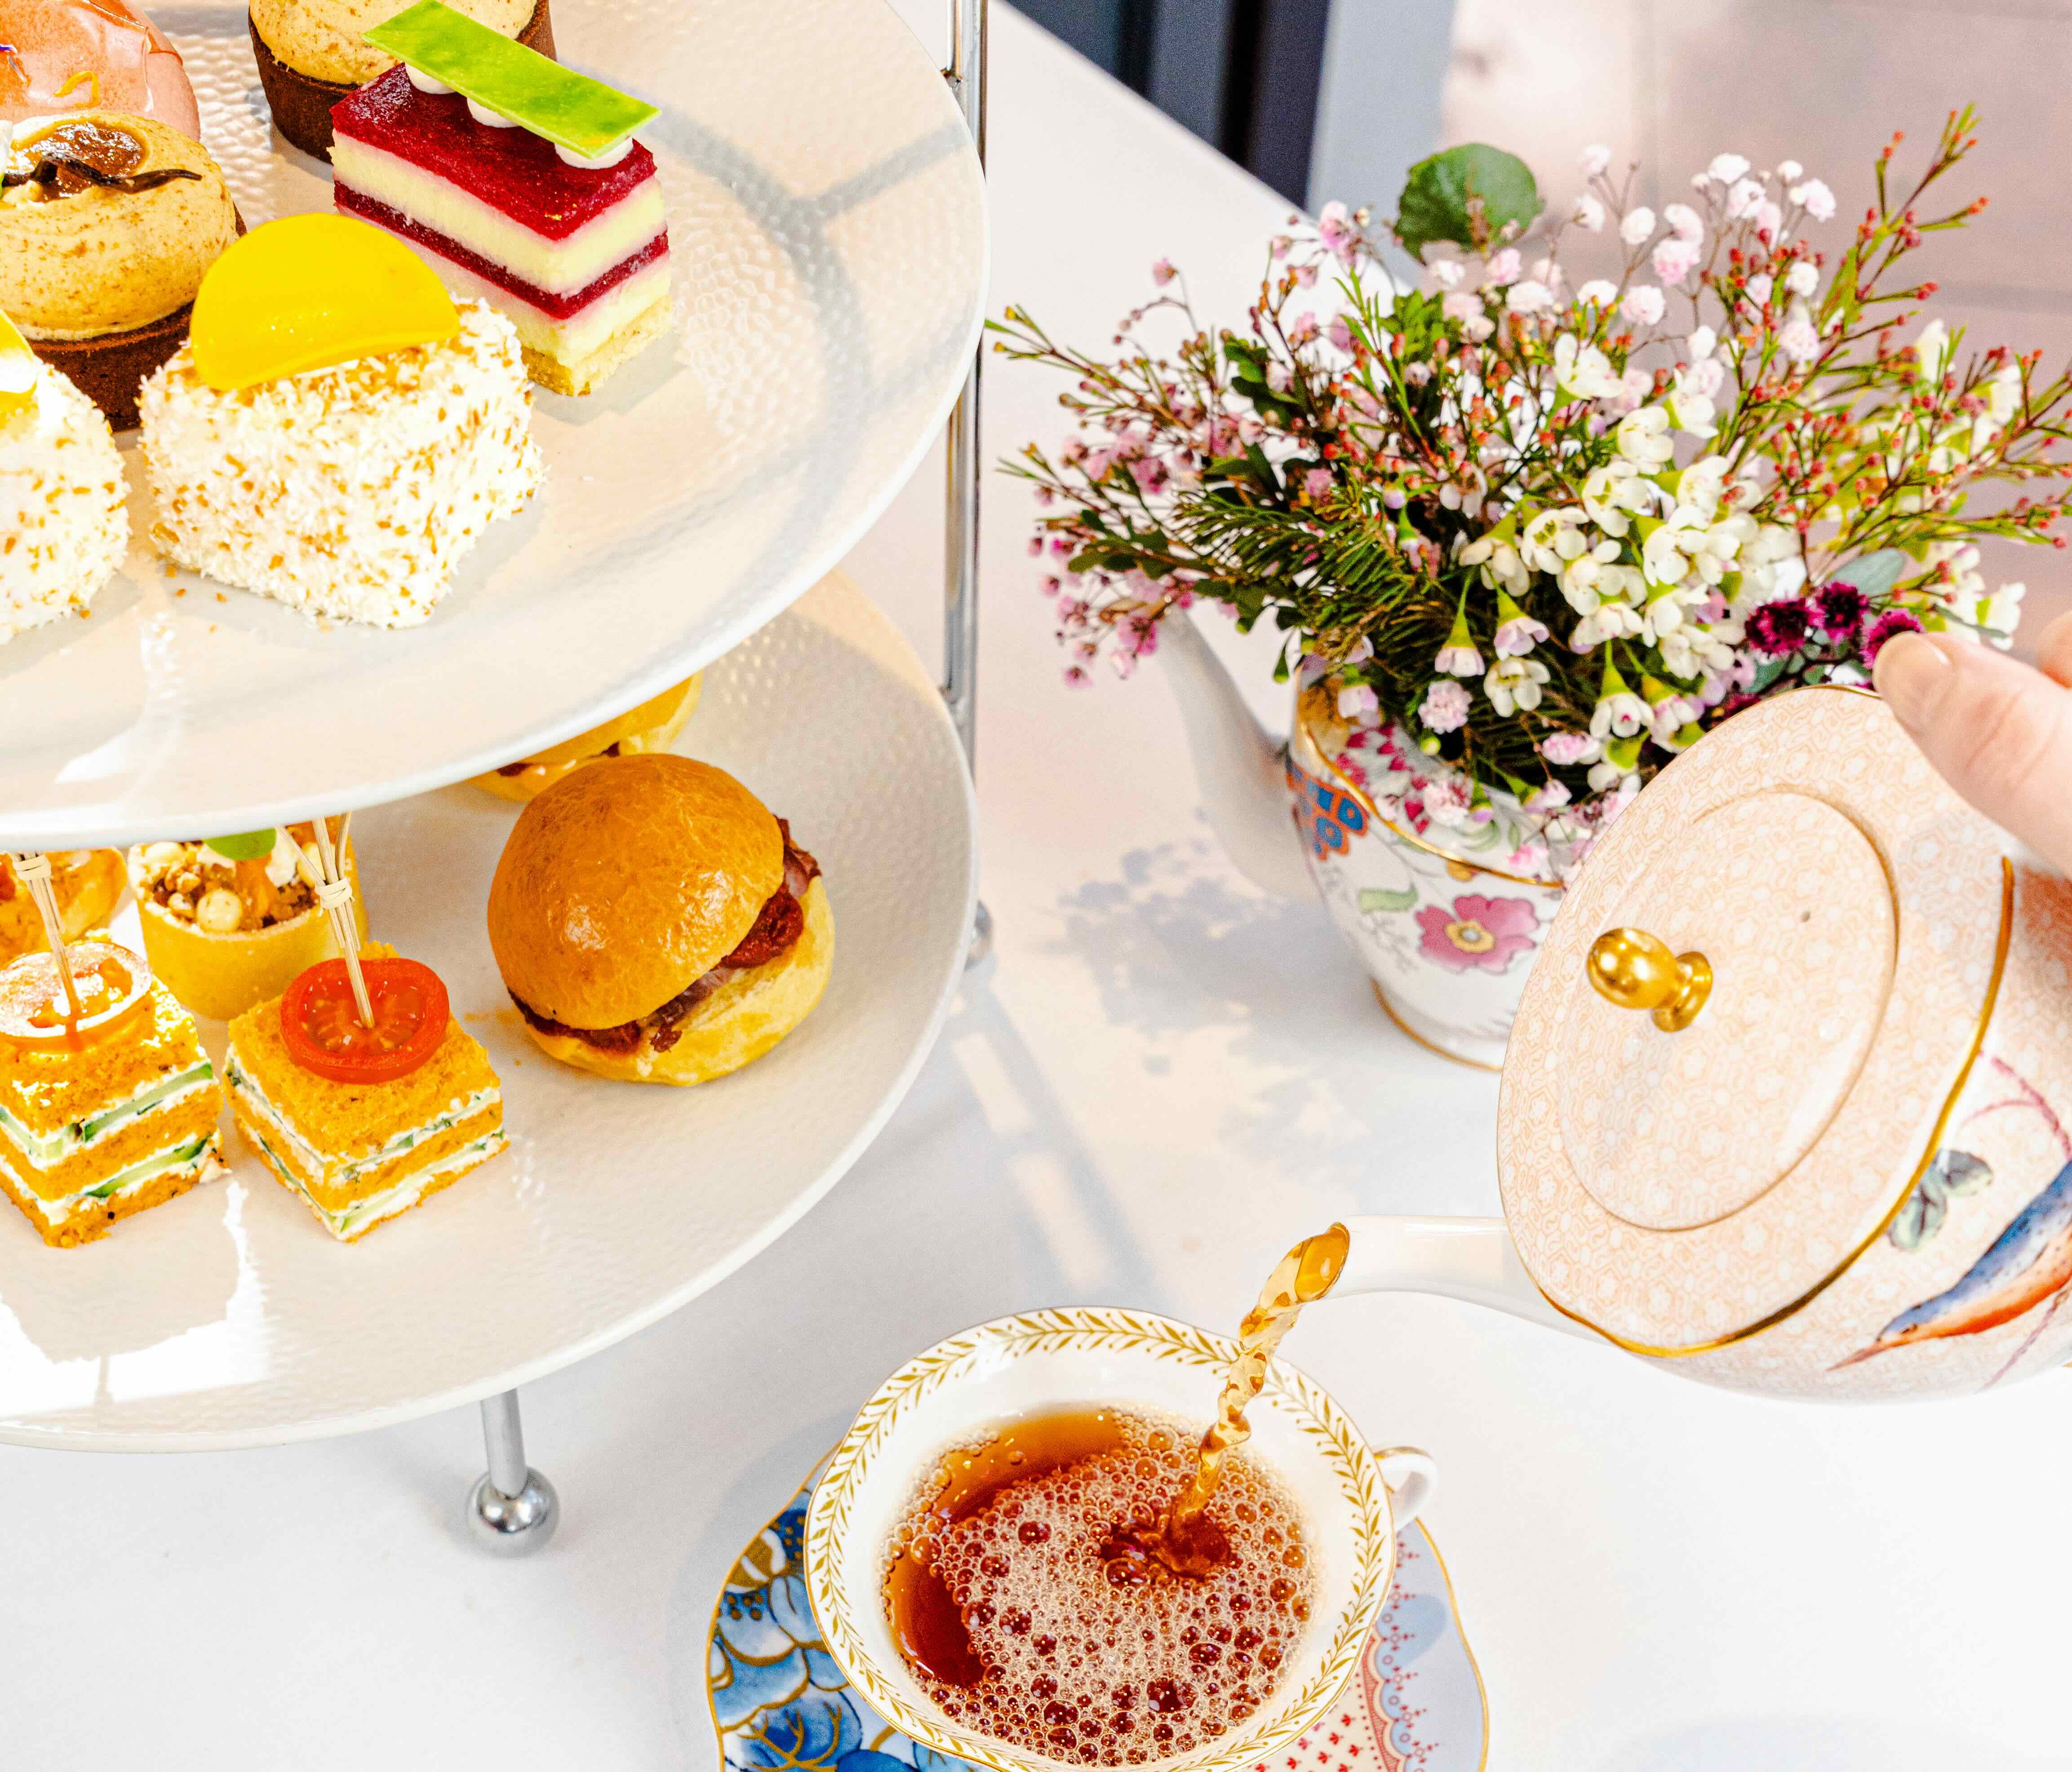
[1874,632,1953,731]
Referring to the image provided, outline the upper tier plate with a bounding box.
[0,0,985,851]
[0,571,976,1449]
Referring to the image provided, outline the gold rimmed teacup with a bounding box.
[804,1307,1435,1772]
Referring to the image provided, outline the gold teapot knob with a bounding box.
[1586,928,1713,1032]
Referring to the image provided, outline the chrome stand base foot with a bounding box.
[467,1467,560,1554]
[466,1388,558,1554]
[965,899,993,968]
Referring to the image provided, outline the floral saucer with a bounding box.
[707,1464,1488,1772]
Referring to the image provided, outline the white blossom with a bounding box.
[1784,260,1819,297]
[1484,657,1551,716]
[1777,159,1803,182]
[1616,405,1675,469]
[1580,143,1613,177]
[1554,334,1624,400]
[1662,203,1704,244]
[1571,193,1607,231]
[1708,152,1751,184]
[1789,178,1836,221]
[1913,319,1952,381]
[1573,604,1645,649]
[1482,247,1522,287]
[1688,324,1718,362]
[1984,581,2025,642]
[1678,356,1725,401]
[1778,317,1821,364]
[1505,279,1555,314]
[1576,278,1619,308]
[1619,205,1656,245]
[1590,687,1653,739]
[1621,283,1666,325]
[1459,533,1528,594]
[1746,272,1773,304]
[1652,237,1700,286]
[1726,177,1766,219]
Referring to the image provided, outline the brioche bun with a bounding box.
[0,849,124,964]
[487,752,784,1030]
[471,674,703,802]
[515,878,832,1085]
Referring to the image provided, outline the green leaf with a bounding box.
[1829,549,1907,596]
[204,830,275,862]
[1358,887,1420,914]
[1397,144,1543,258]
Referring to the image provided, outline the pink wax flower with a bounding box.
[1415,893,1540,974]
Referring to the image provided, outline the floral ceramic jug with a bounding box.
[1318,686,2072,1402]
[1160,615,1566,1066]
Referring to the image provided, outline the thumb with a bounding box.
[1875,631,2072,875]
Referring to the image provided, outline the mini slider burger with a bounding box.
[470,674,700,802]
[486,753,831,1084]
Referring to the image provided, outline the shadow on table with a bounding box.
[1048,825,1500,1215]
[1588,1715,2072,1772]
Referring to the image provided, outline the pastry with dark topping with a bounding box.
[0,109,235,426]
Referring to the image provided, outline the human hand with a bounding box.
[1874,611,2072,875]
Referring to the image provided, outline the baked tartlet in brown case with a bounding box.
[0,113,238,428]
[248,0,556,161]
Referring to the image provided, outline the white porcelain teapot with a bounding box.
[1169,643,2072,1402]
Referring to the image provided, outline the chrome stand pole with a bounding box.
[945,0,992,970]
[467,1388,559,1554]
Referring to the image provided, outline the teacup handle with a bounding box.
[1372,1445,1437,1531]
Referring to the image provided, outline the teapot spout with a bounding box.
[1334,1216,1601,1341]
[1155,613,1312,899]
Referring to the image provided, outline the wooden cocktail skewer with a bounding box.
[306,818,373,1029]
[9,852,82,1020]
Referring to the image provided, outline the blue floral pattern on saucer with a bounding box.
[707,1465,1486,1772]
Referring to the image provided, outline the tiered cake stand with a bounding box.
[0,0,991,1551]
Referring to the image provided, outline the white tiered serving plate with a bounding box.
[0,573,975,1450]
[0,0,985,851]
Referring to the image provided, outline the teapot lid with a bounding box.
[1497,687,2012,1353]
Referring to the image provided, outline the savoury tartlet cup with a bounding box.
[126,838,367,1022]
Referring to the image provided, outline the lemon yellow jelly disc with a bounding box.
[0,307,39,417]
[190,213,459,392]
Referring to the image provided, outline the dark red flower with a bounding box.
[1862,609,1925,662]
[1809,582,1869,636]
[1744,600,1812,656]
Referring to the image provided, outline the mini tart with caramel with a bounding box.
[248,0,555,161]
[0,111,238,427]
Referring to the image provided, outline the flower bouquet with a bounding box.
[996,113,2072,1061]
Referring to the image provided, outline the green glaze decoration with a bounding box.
[364,0,657,157]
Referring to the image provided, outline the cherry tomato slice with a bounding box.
[0,943,151,1051]
[281,957,449,1084]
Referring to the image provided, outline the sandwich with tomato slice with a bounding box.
[486,753,832,1085]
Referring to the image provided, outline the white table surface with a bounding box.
[8,9,2072,1770]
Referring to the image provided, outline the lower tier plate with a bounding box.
[0,572,976,1450]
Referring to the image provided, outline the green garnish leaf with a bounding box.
[204,830,275,862]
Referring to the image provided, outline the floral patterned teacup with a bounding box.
[1285,708,1564,1070]
[804,1310,1435,1772]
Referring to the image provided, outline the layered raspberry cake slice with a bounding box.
[330,0,670,395]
